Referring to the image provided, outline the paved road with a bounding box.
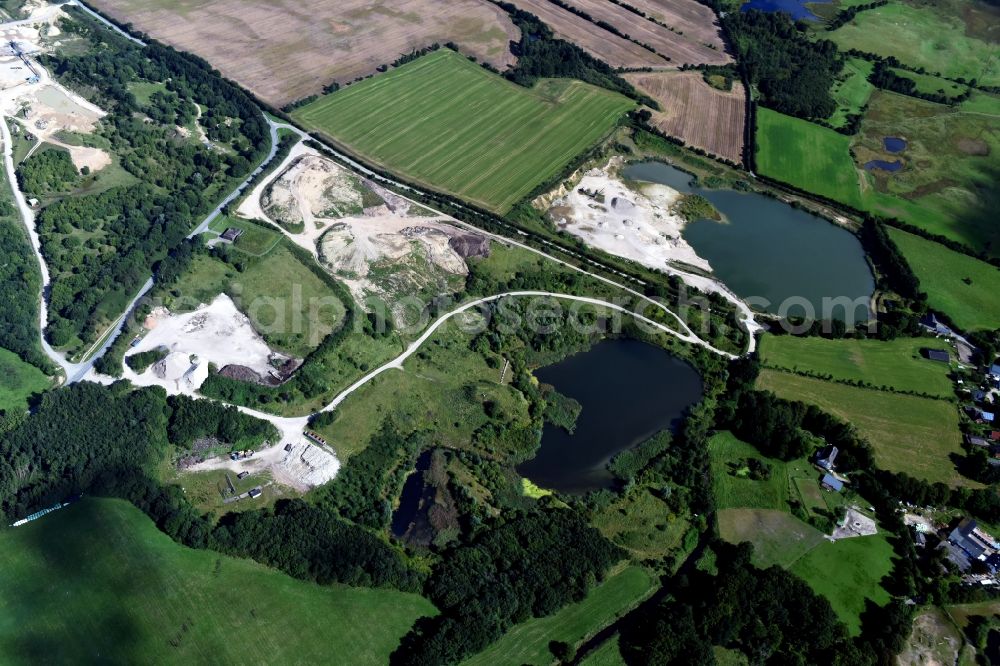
[69,0,145,45]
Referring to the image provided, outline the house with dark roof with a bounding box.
[220,227,243,242]
[920,313,951,336]
[815,445,839,471]
[966,435,989,447]
[821,474,843,492]
[925,349,950,363]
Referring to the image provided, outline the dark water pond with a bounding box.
[390,450,432,540]
[740,0,829,21]
[883,137,907,153]
[864,159,904,172]
[516,338,703,494]
[623,161,874,322]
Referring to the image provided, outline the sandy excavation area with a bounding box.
[0,6,112,171]
[238,146,488,312]
[543,161,711,272]
[185,438,340,492]
[124,294,294,395]
[88,0,520,107]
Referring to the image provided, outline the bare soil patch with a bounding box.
[506,0,668,68]
[88,0,520,107]
[956,137,990,155]
[560,0,730,65]
[626,71,745,163]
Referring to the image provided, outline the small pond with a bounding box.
[864,159,904,172]
[390,450,433,541]
[883,137,907,153]
[516,338,703,494]
[623,161,874,322]
[740,0,830,21]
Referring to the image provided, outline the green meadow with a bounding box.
[789,533,894,635]
[0,347,51,413]
[756,370,969,487]
[0,498,434,664]
[888,228,1000,331]
[830,58,875,128]
[758,334,954,397]
[463,566,654,666]
[293,49,634,212]
[826,0,1000,87]
[754,108,862,207]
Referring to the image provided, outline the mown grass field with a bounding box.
[0,347,50,413]
[825,0,1000,87]
[754,108,862,207]
[0,498,434,664]
[758,334,955,397]
[717,508,825,569]
[293,49,634,212]
[709,431,789,512]
[789,532,894,636]
[830,58,874,128]
[890,69,968,97]
[888,228,1000,331]
[463,566,654,666]
[756,370,970,487]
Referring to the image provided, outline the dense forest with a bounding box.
[0,195,48,371]
[393,510,623,665]
[723,10,841,119]
[29,8,268,350]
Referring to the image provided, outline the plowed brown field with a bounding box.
[626,71,746,163]
[506,0,669,68]
[88,0,520,107]
[559,0,730,65]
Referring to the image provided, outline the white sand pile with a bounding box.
[274,442,340,490]
[547,164,710,272]
[124,293,289,395]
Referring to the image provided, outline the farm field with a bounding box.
[888,228,1000,332]
[0,498,435,664]
[463,566,654,666]
[293,50,634,212]
[625,71,745,163]
[88,0,519,107]
[825,0,1000,87]
[553,0,730,65]
[789,532,894,635]
[889,69,968,98]
[754,108,862,207]
[623,0,732,55]
[756,370,970,487]
[0,347,51,412]
[504,0,669,68]
[853,91,1000,253]
[829,58,874,128]
[758,334,955,397]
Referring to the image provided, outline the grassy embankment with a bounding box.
[293,49,635,213]
[0,498,435,664]
[887,227,1000,332]
[463,565,654,666]
[708,432,893,635]
[758,334,955,397]
[756,370,969,487]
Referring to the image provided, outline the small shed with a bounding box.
[248,487,262,499]
[966,435,989,447]
[821,474,843,492]
[220,227,243,242]
[237,471,249,480]
[925,349,950,363]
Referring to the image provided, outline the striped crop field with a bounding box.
[293,49,635,212]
